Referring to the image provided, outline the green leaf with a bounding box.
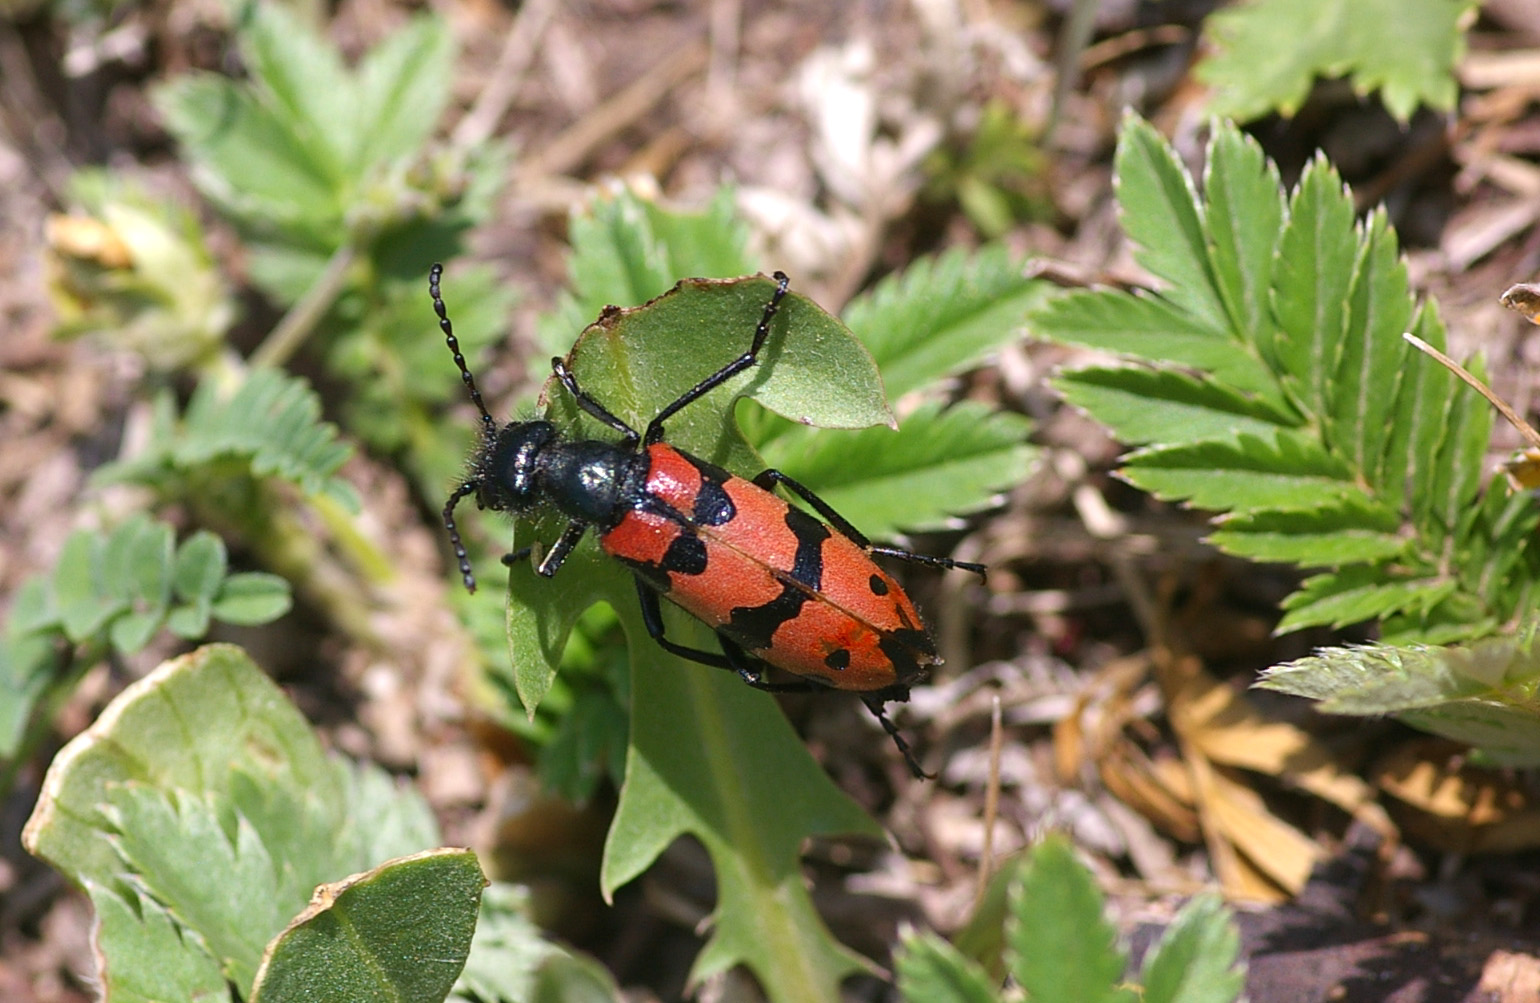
[1383,305,1458,517]
[1030,289,1283,404]
[23,645,345,894]
[1140,894,1245,1003]
[601,630,880,998]
[1209,501,1406,565]
[1113,115,1230,336]
[1120,433,1361,512]
[250,848,485,1003]
[1009,836,1135,1003]
[173,532,228,603]
[540,189,755,353]
[1202,126,1286,363]
[349,15,453,174]
[1276,567,1456,633]
[211,573,293,625]
[55,530,121,641]
[87,882,232,1003]
[1054,367,1292,447]
[1198,0,1472,124]
[0,632,59,760]
[106,786,281,990]
[840,244,1047,399]
[1259,628,1540,764]
[1270,156,1358,420]
[895,929,999,1003]
[758,402,1033,539]
[1326,210,1413,488]
[99,369,357,509]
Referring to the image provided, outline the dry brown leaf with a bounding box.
[1171,666,1394,838]
[1374,741,1540,854]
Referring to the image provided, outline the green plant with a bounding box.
[923,98,1050,238]
[438,187,1043,1000]
[21,644,619,1003]
[895,835,1245,1003]
[1196,0,1474,122]
[0,516,290,768]
[151,1,512,489]
[1029,114,1540,759]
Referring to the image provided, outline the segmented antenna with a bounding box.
[430,262,496,436]
[432,263,489,592]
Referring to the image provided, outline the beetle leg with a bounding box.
[862,695,933,780]
[552,357,642,448]
[643,272,790,446]
[634,580,733,669]
[753,468,988,581]
[536,520,588,577]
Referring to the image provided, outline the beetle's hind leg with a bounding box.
[862,695,933,780]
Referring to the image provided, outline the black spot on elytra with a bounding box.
[783,506,830,591]
[693,474,736,526]
[869,574,889,596]
[725,585,809,651]
[824,648,851,671]
[661,532,708,576]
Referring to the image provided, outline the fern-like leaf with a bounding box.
[1029,115,1534,643]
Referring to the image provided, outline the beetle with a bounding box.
[433,265,985,778]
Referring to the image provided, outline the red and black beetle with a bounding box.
[434,266,984,778]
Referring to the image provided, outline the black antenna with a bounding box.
[431,263,496,436]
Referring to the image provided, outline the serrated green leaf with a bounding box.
[351,15,453,174]
[1202,126,1285,366]
[1266,625,1540,702]
[1271,157,1358,419]
[155,74,341,232]
[87,881,232,1003]
[895,929,999,1003]
[841,244,1047,399]
[1120,432,1360,512]
[1425,349,1493,537]
[540,190,755,354]
[250,848,484,1003]
[23,645,345,894]
[240,3,353,182]
[1139,894,1245,1003]
[1029,289,1284,406]
[1010,836,1134,1003]
[1383,305,1458,517]
[1209,501,1406,564]
[1114,115,1230,336]
[105,786,280,990]
[1399,702,1540,766]
[1054,366,1293,447]
[1327,210,1413,487]
[211,573,293,625]
[100,368,356,508]
[758,401,1033,538]
[1197,0,1471,123]
[1275,567,1456,633]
